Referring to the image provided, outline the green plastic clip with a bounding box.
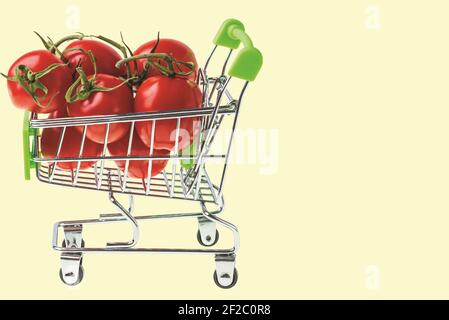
[22,111,36,180]
[180,139,198,170]
[213,19,263,81]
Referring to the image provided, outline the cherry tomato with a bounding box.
[108,131,170,179]
[132,38,198,81]
[134,76,202,151]
[63,39,126,77]
[41,109,103,171]
[6,50,71,113]
[67,74,133,144]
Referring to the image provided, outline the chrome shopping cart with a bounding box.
[22,19,262,288]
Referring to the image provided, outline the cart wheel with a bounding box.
[59,266,84,286]
[197,230,219,247]
[62,239,85,248]
[61,239,85,267]
[213,268,238,289]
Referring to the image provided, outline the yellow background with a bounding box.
[1,0,449,299]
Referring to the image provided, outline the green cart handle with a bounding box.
[213,18,263,81]
[23,111,36,180]
[181,20,262,170]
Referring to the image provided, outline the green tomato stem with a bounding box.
[116,53,195,80]
[89,34,132,79]
[51,33,85,53]
[5,63,67,109]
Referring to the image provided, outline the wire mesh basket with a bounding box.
[28,90,238,204]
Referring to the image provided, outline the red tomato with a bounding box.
[108,131,170,179]
[67,74,133,144]
[63,39,126,77]
[132,38,198,81]
[134,76,202,151]
[6,50,71,113]
[41,109,103,171]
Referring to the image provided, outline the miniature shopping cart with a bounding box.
[22,19,262,288]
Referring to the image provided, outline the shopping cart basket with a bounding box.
[22,19,262,288]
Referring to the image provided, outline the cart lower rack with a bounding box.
[22,19,262,288]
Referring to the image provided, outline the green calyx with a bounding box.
[65,50,135,103]
[1,63,66,108]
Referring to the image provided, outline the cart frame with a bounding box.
[22,18,262,288]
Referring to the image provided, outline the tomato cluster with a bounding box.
[4,33,202,179]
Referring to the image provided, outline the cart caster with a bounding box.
[59,265,84,286]
[62,239,85,248]
[60,224,85,286]
[62,224,84,248]
[214,268,238,289]
[197,229,219,247]
[197,217,218,247]
[62,239,85,265]
[214,254,237,289]
[60,249,84,286]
